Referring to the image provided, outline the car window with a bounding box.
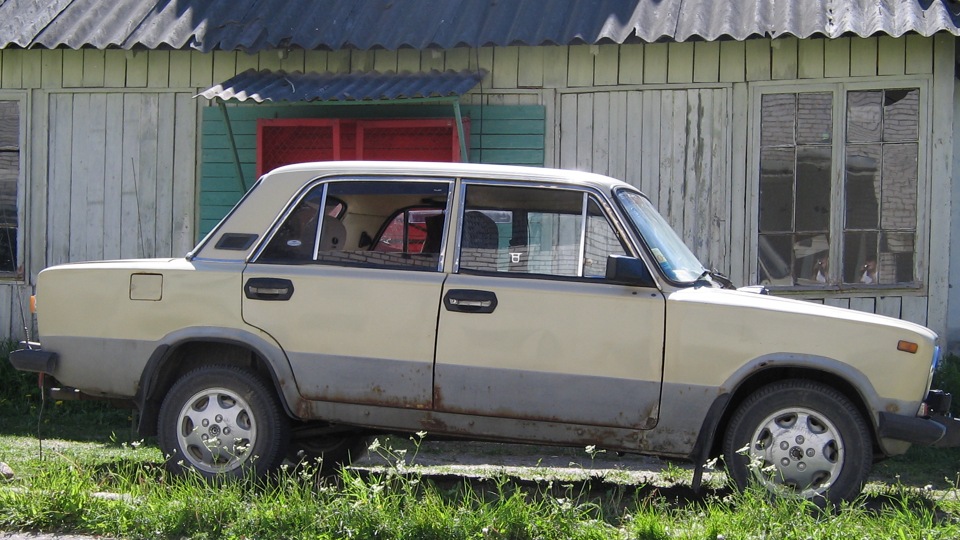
[458,184,627,278]
[257,179,451,271]
[374,208,445,254]
[584,198,628,277]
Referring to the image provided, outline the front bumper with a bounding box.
[8,341,58,374]
[877,390,960,447]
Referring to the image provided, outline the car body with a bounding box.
[10,161,959,502]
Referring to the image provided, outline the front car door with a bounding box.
[434,182,666,429]
[242,177,452,409]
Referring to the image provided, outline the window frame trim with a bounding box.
[453,179,638,282]
[249,175,456,271]
[0,91,27,282]
[747,77,931,293]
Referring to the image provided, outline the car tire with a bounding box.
[158,365,290,479]
[722,379,872,503]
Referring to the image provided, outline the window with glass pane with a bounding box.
[757,87,921,288]
[843,89,918,285]
[758,93,833,286]
[0,101,19,275]
[460,185,625,279]
[583,198,627,278]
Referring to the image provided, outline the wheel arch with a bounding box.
[695,357,883,465]
[135,327,302,437]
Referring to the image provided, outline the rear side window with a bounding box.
[458,184,627,278]
[257,179,451,271]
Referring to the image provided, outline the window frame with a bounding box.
[453,179,635,282]
[251,175,455,272]
[748,78,931,293]
[0,93,26,281]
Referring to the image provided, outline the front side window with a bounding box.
[258,179,450,271]
[0,101,19,275]
[757,86,921,288]
[458,184,627,278]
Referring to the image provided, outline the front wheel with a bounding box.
[722,380,872,503]
[158,365,290,479]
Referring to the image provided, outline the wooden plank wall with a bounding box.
[558,88,730,273]
[0,33,951,338]
[45,91,196,266]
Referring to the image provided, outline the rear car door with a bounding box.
[242,177,452,409]
[434,182,666,429]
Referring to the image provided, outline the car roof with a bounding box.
[263,161,633,193]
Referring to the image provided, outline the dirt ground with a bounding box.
[352,437,716,487]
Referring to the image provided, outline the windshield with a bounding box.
[615,188,706,283]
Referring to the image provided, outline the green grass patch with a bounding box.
[2,421,960,539]
[3,352,960,538]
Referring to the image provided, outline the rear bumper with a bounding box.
[8,342,57,374]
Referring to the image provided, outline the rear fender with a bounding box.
[135,326,302,435]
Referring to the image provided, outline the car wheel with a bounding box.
[722,379,871,503]
[158,365,290,479]
[289,434,371,471]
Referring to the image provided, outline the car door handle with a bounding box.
[444,289,497,314]
[245,278,295,301]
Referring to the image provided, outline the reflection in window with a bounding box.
[0,101,19,274]
[843,89,918,285]
[459,185,626,279]
[258,180,450,271]
[757,87,920,288]
[758,92,832,286]
[584,199,627,278]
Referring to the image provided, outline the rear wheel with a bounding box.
[158,365,289,479]
[722,380,872,503]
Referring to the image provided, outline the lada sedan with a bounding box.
[10,161,959,503]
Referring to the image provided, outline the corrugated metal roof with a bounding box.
[0,0,958,51]
[198,69,487,103]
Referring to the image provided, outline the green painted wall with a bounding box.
[199,103,546,237]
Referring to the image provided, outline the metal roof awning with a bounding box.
[198,68,487,104]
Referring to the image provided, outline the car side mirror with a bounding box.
[606,255,656,287]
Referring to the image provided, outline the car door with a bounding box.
[242,177,452,409]
[434,182,666,429]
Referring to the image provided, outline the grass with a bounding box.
[4,410,960,539]
[3,353,960,538]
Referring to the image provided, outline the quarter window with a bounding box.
[757,87,921,288]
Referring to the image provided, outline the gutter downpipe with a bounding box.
[453,100,468,163]
[218,100,249,192]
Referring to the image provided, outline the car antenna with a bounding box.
[130,157,147,258]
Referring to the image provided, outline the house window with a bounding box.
[757,86,921,288]
[0,100,19,275]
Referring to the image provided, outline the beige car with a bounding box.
[10,161,959,502]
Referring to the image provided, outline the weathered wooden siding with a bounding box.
[557,88,731,273]
[44,91,196,266]
[0,33,953,340]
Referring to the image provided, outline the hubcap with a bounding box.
[176,387,257,474]
[747,407,844,498]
